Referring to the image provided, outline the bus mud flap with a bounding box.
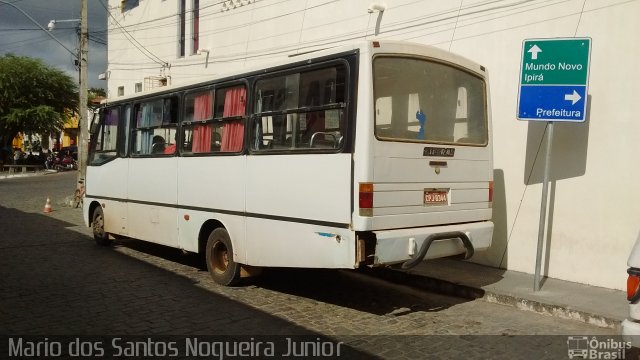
[401,231,474,270]
[240,265,263,278]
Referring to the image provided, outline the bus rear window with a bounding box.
[373,56,487,146]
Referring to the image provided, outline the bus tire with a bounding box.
[205,228,241,286]
[92,206,111,246]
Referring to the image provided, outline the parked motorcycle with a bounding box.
[53,153,78,171]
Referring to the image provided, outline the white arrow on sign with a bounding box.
[528,44,542,60]
[564,90,582,105]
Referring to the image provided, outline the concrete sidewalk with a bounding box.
[364,258,627,330]
[0,169,57,180]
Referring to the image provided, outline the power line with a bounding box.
[88,35,107,46]
[103,0,348,56]
[449,0,463,51]
[101,0,602,74]
[99,0,167,68]
[101,0,495,54]
[0,34,50,50]
[94,0,325,39]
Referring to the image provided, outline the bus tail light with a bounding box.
[359,183,373,217]
[628,270,640,302]
[489,181,494,205]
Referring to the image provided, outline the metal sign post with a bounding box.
[534,121,553,292]
[516,38,591,291]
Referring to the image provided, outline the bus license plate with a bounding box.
[424,189,448,206]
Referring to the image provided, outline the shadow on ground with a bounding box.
[0,205,375,358]
[114,235,474,318]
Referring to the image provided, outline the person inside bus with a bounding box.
[151,135,166,154]
[416,109,426,140]
[164,132,178,154]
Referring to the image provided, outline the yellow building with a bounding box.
[11,113,79,151]
[11,133,23,150]
[61,113,79,148]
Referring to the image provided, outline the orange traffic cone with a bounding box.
[43,197,53,213]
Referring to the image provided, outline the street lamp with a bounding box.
[46,1,88,191]
[47,19,81,31]
[0,0,76,57]
[47,18,82,156]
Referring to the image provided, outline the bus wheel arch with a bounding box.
[198,219,224,255]
[91,203,111,246]
[88,201,101,227]
[205,227,241,286]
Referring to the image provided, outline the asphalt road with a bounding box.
[0,171,619,359]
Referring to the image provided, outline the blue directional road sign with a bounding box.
[517,38,591,122]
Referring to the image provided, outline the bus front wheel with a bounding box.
[92,206,111,246]
[206,228,240,286]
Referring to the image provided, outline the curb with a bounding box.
[0,169,57,180]
[482,292,620,329]
[360,267,620,329]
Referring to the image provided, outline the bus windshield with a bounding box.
[373,56,487,146]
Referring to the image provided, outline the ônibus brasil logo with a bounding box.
[567,336,631,359]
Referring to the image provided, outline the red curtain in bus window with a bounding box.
[192,92,213,152]
[221,87,246,152]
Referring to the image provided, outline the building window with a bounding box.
[117,86,124,97]
[121,0,139,12]
[178,0,186,57]
[192,0,199,54]
[135,82,142,93]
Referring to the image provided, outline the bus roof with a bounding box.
[102,40,485,105]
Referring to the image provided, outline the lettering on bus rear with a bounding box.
[423,147,455,157]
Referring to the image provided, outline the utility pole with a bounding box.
[78,0,88,187]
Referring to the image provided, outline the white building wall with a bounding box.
[106,0,640,290]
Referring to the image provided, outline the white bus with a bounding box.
[84,40,493,286]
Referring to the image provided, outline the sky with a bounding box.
[0,0,108,89]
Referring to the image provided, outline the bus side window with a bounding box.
[118,104,131,157]
[183,90,213,153]
[132,95,179,156]
[216,85,246,153]
[252,63,347,152]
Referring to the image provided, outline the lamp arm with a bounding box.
[0,0,77,57]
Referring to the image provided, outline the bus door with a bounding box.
[126,96,180,247]
[87,105,130,236]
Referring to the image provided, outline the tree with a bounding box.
[89,87,106,98]
[88,87,106,109]
[0,54,78,153]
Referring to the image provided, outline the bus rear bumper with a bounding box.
[371,221,493,266]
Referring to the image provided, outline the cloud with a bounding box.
[0,0,107,89]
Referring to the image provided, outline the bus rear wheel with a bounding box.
[206,228,240,286]
[92,206,111,246]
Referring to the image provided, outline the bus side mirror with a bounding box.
[90,122,100,134]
